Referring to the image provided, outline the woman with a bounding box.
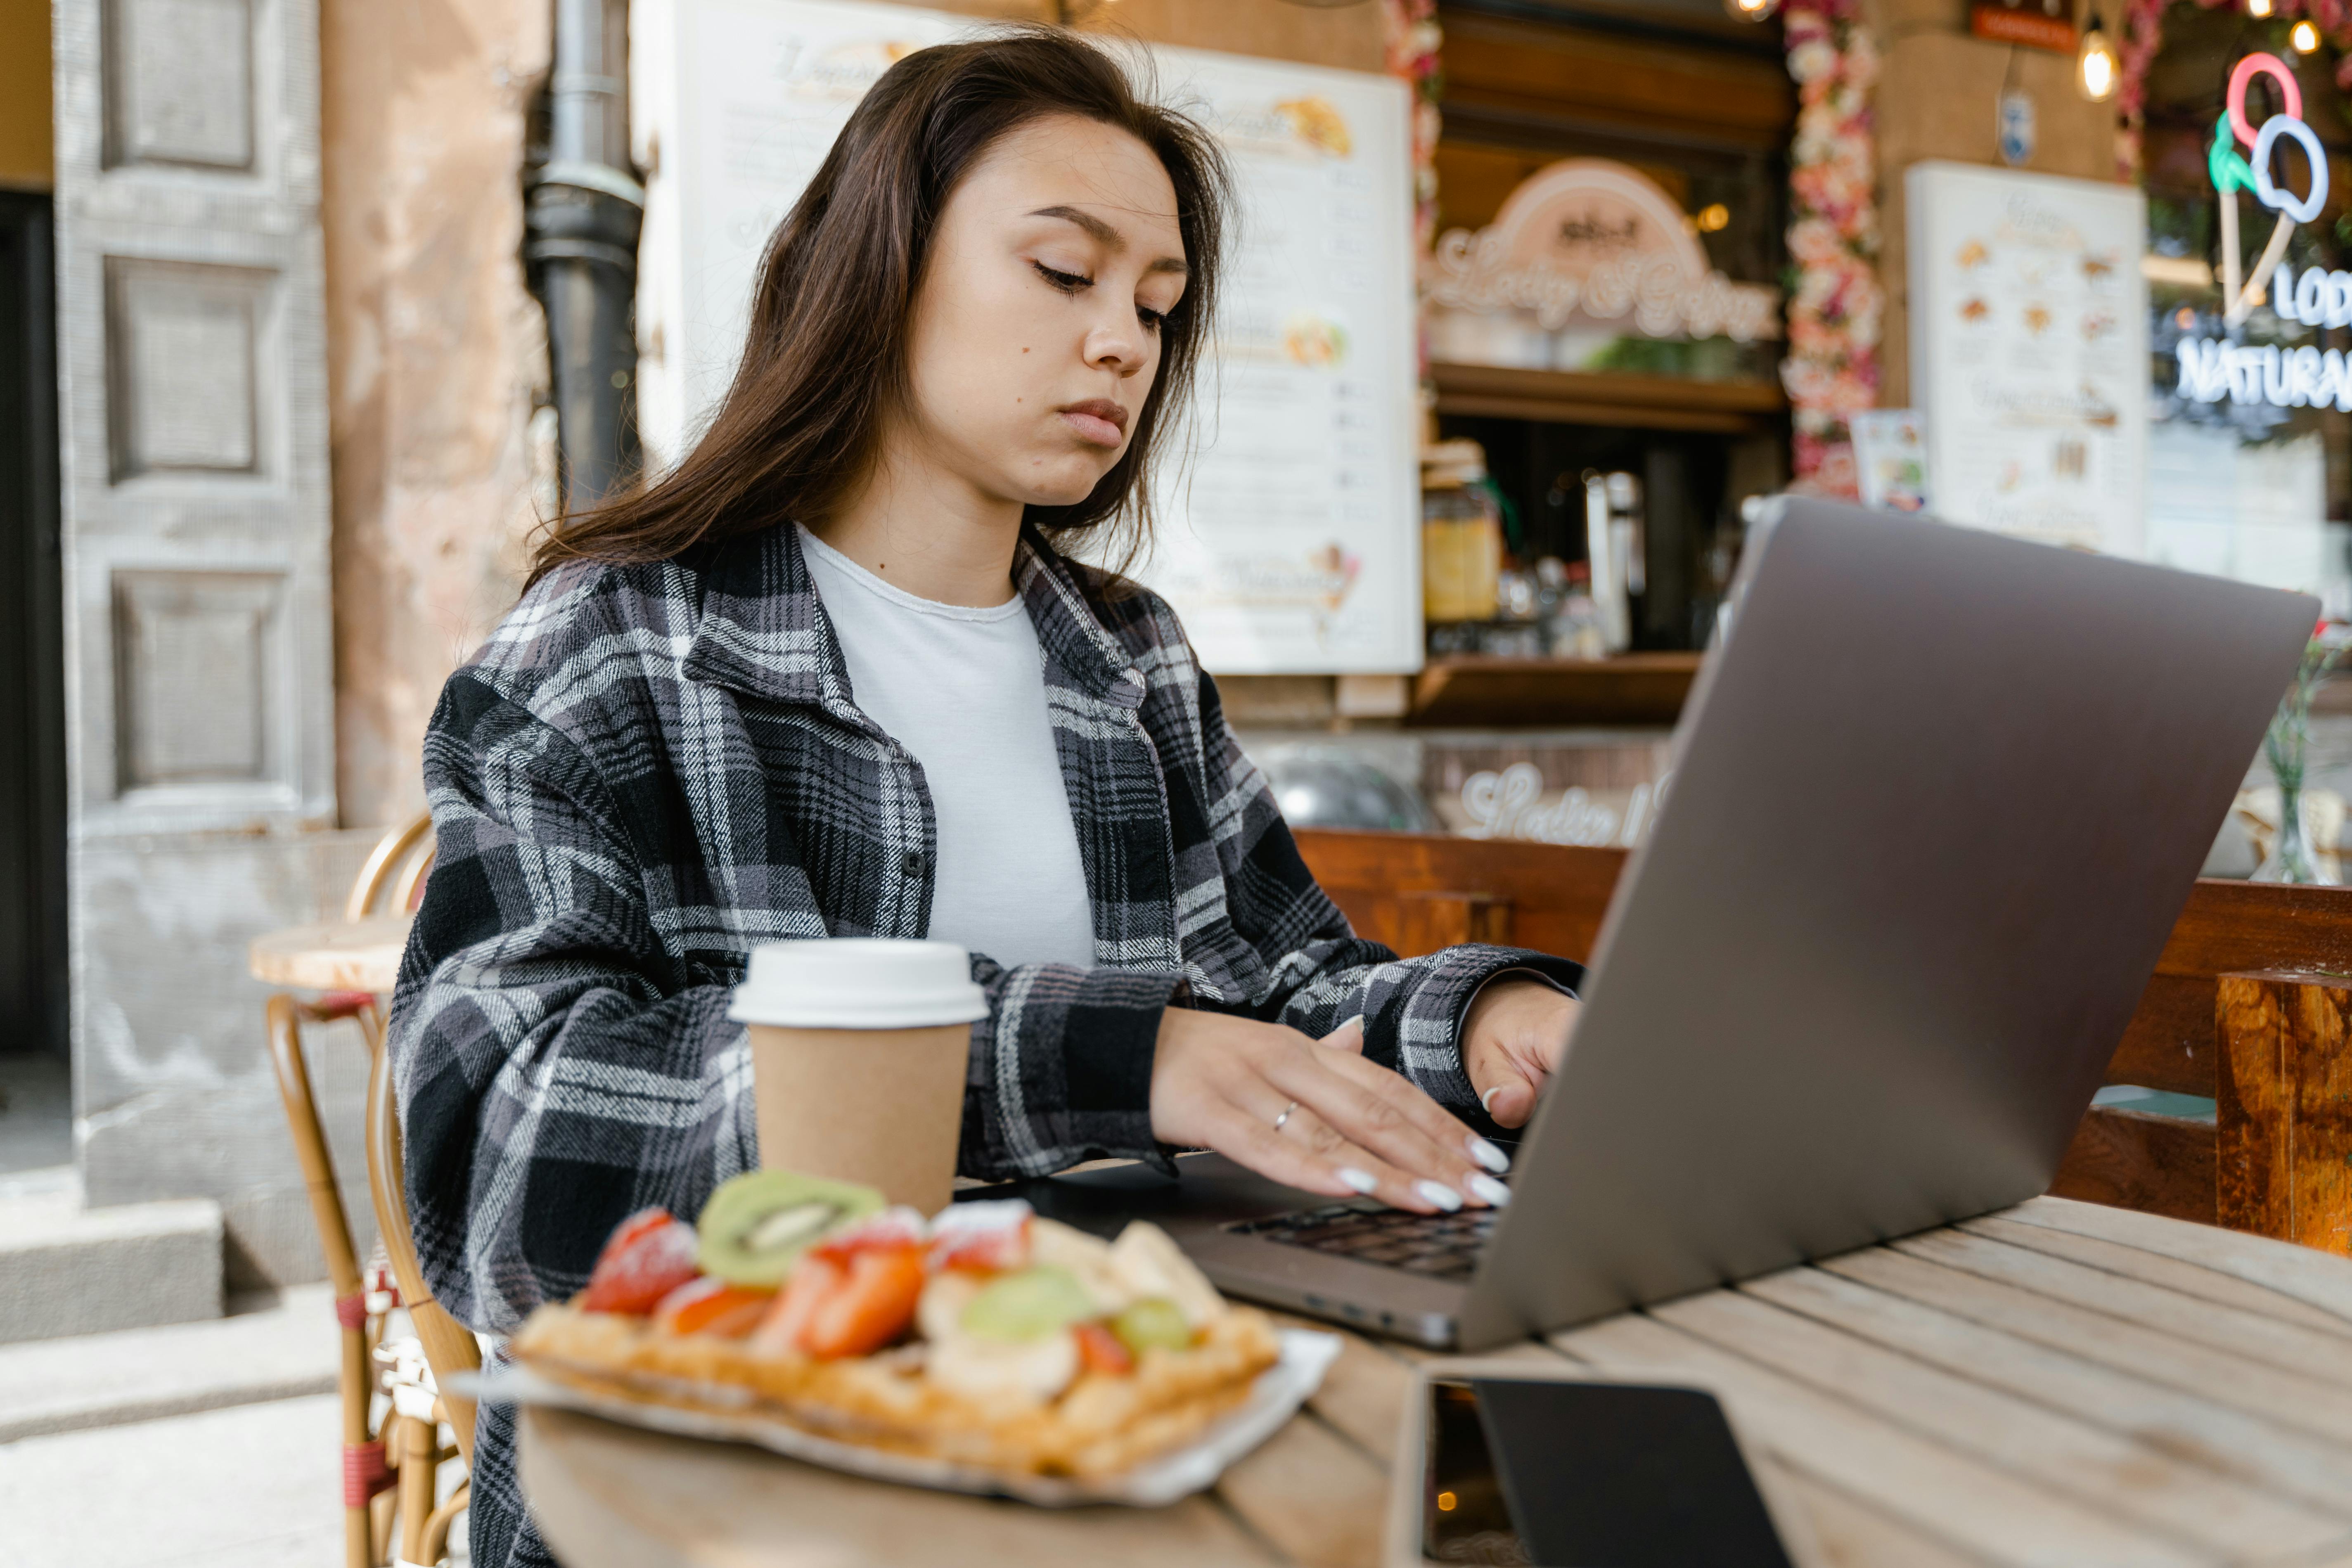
[391,27,1580,1566]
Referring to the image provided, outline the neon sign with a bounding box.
[2178,52,2340,409]
[2210,52,2326,317]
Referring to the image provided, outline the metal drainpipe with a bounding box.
[527,0,643,509]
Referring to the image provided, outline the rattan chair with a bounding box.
[367,1032,483,1462]
[263,814,468,1568]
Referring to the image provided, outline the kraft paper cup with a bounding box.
[727,939,988,1215]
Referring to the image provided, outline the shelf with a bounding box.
[1429,361,1786,434]
[1409,653,1703,728]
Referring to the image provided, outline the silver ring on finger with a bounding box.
[1272,1099,1298,1134]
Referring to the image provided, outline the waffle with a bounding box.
[512,1298,1281,1478]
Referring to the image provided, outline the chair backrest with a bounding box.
[348,812,436,923]
[1293,827,2352,1241]
[367,1039,482,1464]
[1293,827,1624,963]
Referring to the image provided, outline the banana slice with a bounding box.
[926,1327,1080,1407]
[1028,1218,1132,1316]
[915,1270,983,1345]
[1108,1222,1226,1329]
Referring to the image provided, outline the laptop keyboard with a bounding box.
[1227,1199,1499,1283]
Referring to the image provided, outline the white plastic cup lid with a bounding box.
[728,938,988,1029]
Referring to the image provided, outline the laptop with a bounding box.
[977,499,2317,1350]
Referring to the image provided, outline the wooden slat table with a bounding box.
[519,1196,2352,1568]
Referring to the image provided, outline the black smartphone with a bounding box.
[1423,1376,1798,1568]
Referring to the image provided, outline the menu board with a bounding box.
[1905,162,2149,556]
[632,0,1423,672]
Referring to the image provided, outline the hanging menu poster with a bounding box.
[632,0,1422,672]
[1906,161,2149,555]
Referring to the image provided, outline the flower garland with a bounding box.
[1782,0,1881,499]
[1383,0,1443,256]
[2118,0,2352,178]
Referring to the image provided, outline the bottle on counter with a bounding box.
[1479,566,1545,656]
[1421,439,1502,637]
[1581,470,1641,656]
[1542,559,1608,660]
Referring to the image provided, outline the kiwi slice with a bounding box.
[1111,1297,1192,1355]
[959,1265,1098,1342]
[696,1170,883,1286]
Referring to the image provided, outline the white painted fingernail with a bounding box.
[1337,1167,1379,1194]
[1467,1135,1511,1173]
[1480,1085,1506,1115]
[1415,1180,1464,1212]
[1468,1174,1511,1208]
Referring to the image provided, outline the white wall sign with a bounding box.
[632,0,1423,673]
[1423,159,1779,343]
[1906,161,2150,556]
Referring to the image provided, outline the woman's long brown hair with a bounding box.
[529,26,1230,585]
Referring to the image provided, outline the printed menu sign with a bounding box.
[1905,161,2149,555]
[633,0,1422,672]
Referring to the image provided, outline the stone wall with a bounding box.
[77,828,383,1288]
[322,0,555,833]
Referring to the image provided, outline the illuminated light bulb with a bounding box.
[2292,19,2322,52]
[1723,0,1779,19]
[2079,12,2120,102]
[2249,0,2274,17]
[1696,203,1731,233]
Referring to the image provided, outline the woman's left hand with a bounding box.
[1460,979,1579,1129]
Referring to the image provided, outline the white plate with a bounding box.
[468,1328,1342,1507]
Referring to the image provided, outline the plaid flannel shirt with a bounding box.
[388,521,1580,1567]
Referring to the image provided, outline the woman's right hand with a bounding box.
[1148,1008,1514,1213]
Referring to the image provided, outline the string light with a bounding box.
[2248,0,2274,18]
[2079,10,2120,102]
[2291,19,2322,53]
[1723,0,1779,19]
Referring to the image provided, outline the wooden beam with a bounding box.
[2217,972,2352,1258]
[2109,882,2352,1097]
[1431,361,1789,415]
[1436,10,1795,149]
[1408,653,1702,728]
[1431,389,1763,433]
[1428,361,1786,434]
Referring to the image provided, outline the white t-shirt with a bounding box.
[797,526,1097,971]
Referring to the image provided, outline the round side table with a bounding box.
[248,912,414,995]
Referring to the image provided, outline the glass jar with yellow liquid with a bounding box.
[1422,440,1502,630]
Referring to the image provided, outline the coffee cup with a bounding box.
[728,938,988,1215]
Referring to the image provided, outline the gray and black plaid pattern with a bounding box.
[388,522,1580,1566]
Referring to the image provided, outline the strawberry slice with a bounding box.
[802,1246,927,1358]
[601,1207,676,1259]
[580,1207,701,1315]
[651,1275,775,1338]
[751,1255,844,1357]
[1073,1319,1135,1376]
[752,1234,927,1360]
[926,1199,1032,1274]
[810,1206,928,1263]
